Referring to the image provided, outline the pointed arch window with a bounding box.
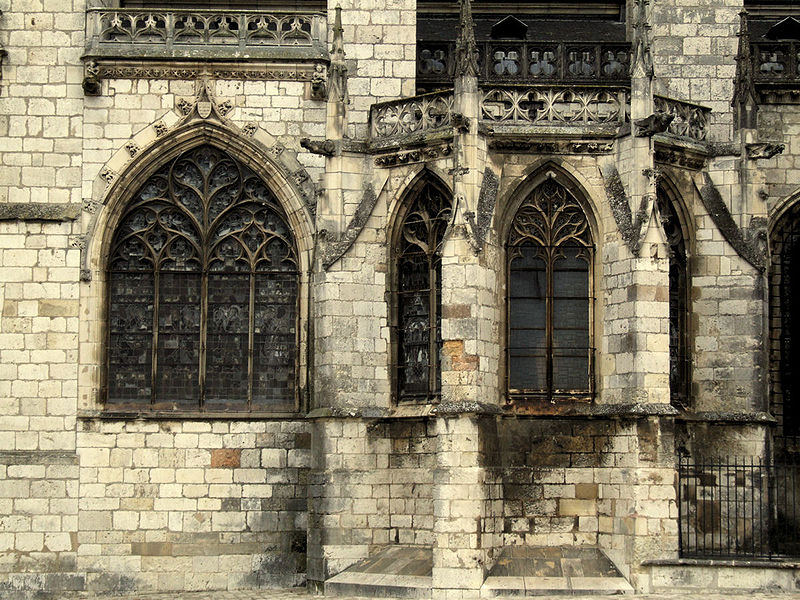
[506,178,594,402]
[770,202,800,453]
[657,188,690,410]
[106,144,299,412]
[393,180,452,403]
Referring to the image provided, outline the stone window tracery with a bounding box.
[506,178,594,403]
[106,144,299,412]
[393,180,452,403]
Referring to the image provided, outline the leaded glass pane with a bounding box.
[155,272,201,407]
[107,271,153,403]
[107,144,299,411]
[253,273,297,411]
[205,273,250,409]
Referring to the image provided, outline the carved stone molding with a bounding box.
[92,62,322,83]
[488,140,613,154]
[654,147,706,170]
[374,144,452,167]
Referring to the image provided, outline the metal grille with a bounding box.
[395,182,451,403]
[107,144,299,412]
[506,179,594,403]
[657,189,690,410]
[678,457,800,559]
[771,202,800,454]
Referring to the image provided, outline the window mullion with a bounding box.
[248,270,256,411]
[151,270,160,406]
[199,270,208,410]
[546,245,554,402]
[429,252,438,398]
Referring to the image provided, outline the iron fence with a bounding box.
[678,456,800,560]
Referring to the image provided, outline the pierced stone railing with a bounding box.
[417,41,631,89]
[751,41,800,83]
[370,91,455,139]
[654,95,710,142]
[85,8,327,58]
[480,86,629,126]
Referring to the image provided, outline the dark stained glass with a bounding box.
[771,201,800,453]
[656,189,689,410]
[507,179,593,401]
[396,182,451,402]
[107,144,299,412]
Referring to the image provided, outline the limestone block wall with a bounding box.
[689,175,765,413]
[0,450,80,596]
[386,419,436,546]
[651,0,739,141]
[75,419,310,593]
[497,417,677,583]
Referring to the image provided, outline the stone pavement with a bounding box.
[53,590,800,600]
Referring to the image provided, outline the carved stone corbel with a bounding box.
[634,112,674,137]
[300,138,336,157]
[745,142,785,160]
[310,64,327,100]
[83,60,102,96]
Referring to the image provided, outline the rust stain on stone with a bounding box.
[210,448,241,468]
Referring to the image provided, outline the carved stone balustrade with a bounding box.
[370,91,455,140]
[653,95,710,142]
[480,85,629,127]
[83,8,328,84]
[417,41,631,90]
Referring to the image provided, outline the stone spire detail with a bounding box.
[631,0,654,80]
[733,9,758,130]
[328,5,348,104]
[454,0,478,80]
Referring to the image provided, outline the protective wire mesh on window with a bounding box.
[506,178,593,402]
[395,181,451,403]
[107,144,299,412]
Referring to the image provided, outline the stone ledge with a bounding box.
[504,403,679,419]
[78,409,304,421]
[0,450,79,465]
[676,411,777,424]
[644,557,800,569]
[0,203,81,221]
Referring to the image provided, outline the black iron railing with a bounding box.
[678,457,800,560]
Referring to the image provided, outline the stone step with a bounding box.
[480,546,634,597]
[324,571,431,598]
[324,545,432,599]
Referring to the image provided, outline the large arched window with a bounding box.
[506,178,594,403]
[657,187,690,409]
[393,179,452,403]
[106,144,299,412]
[771,202,800,454]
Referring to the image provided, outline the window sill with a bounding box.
[78,408,304,421]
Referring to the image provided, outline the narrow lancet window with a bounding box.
[394,181,452,403]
